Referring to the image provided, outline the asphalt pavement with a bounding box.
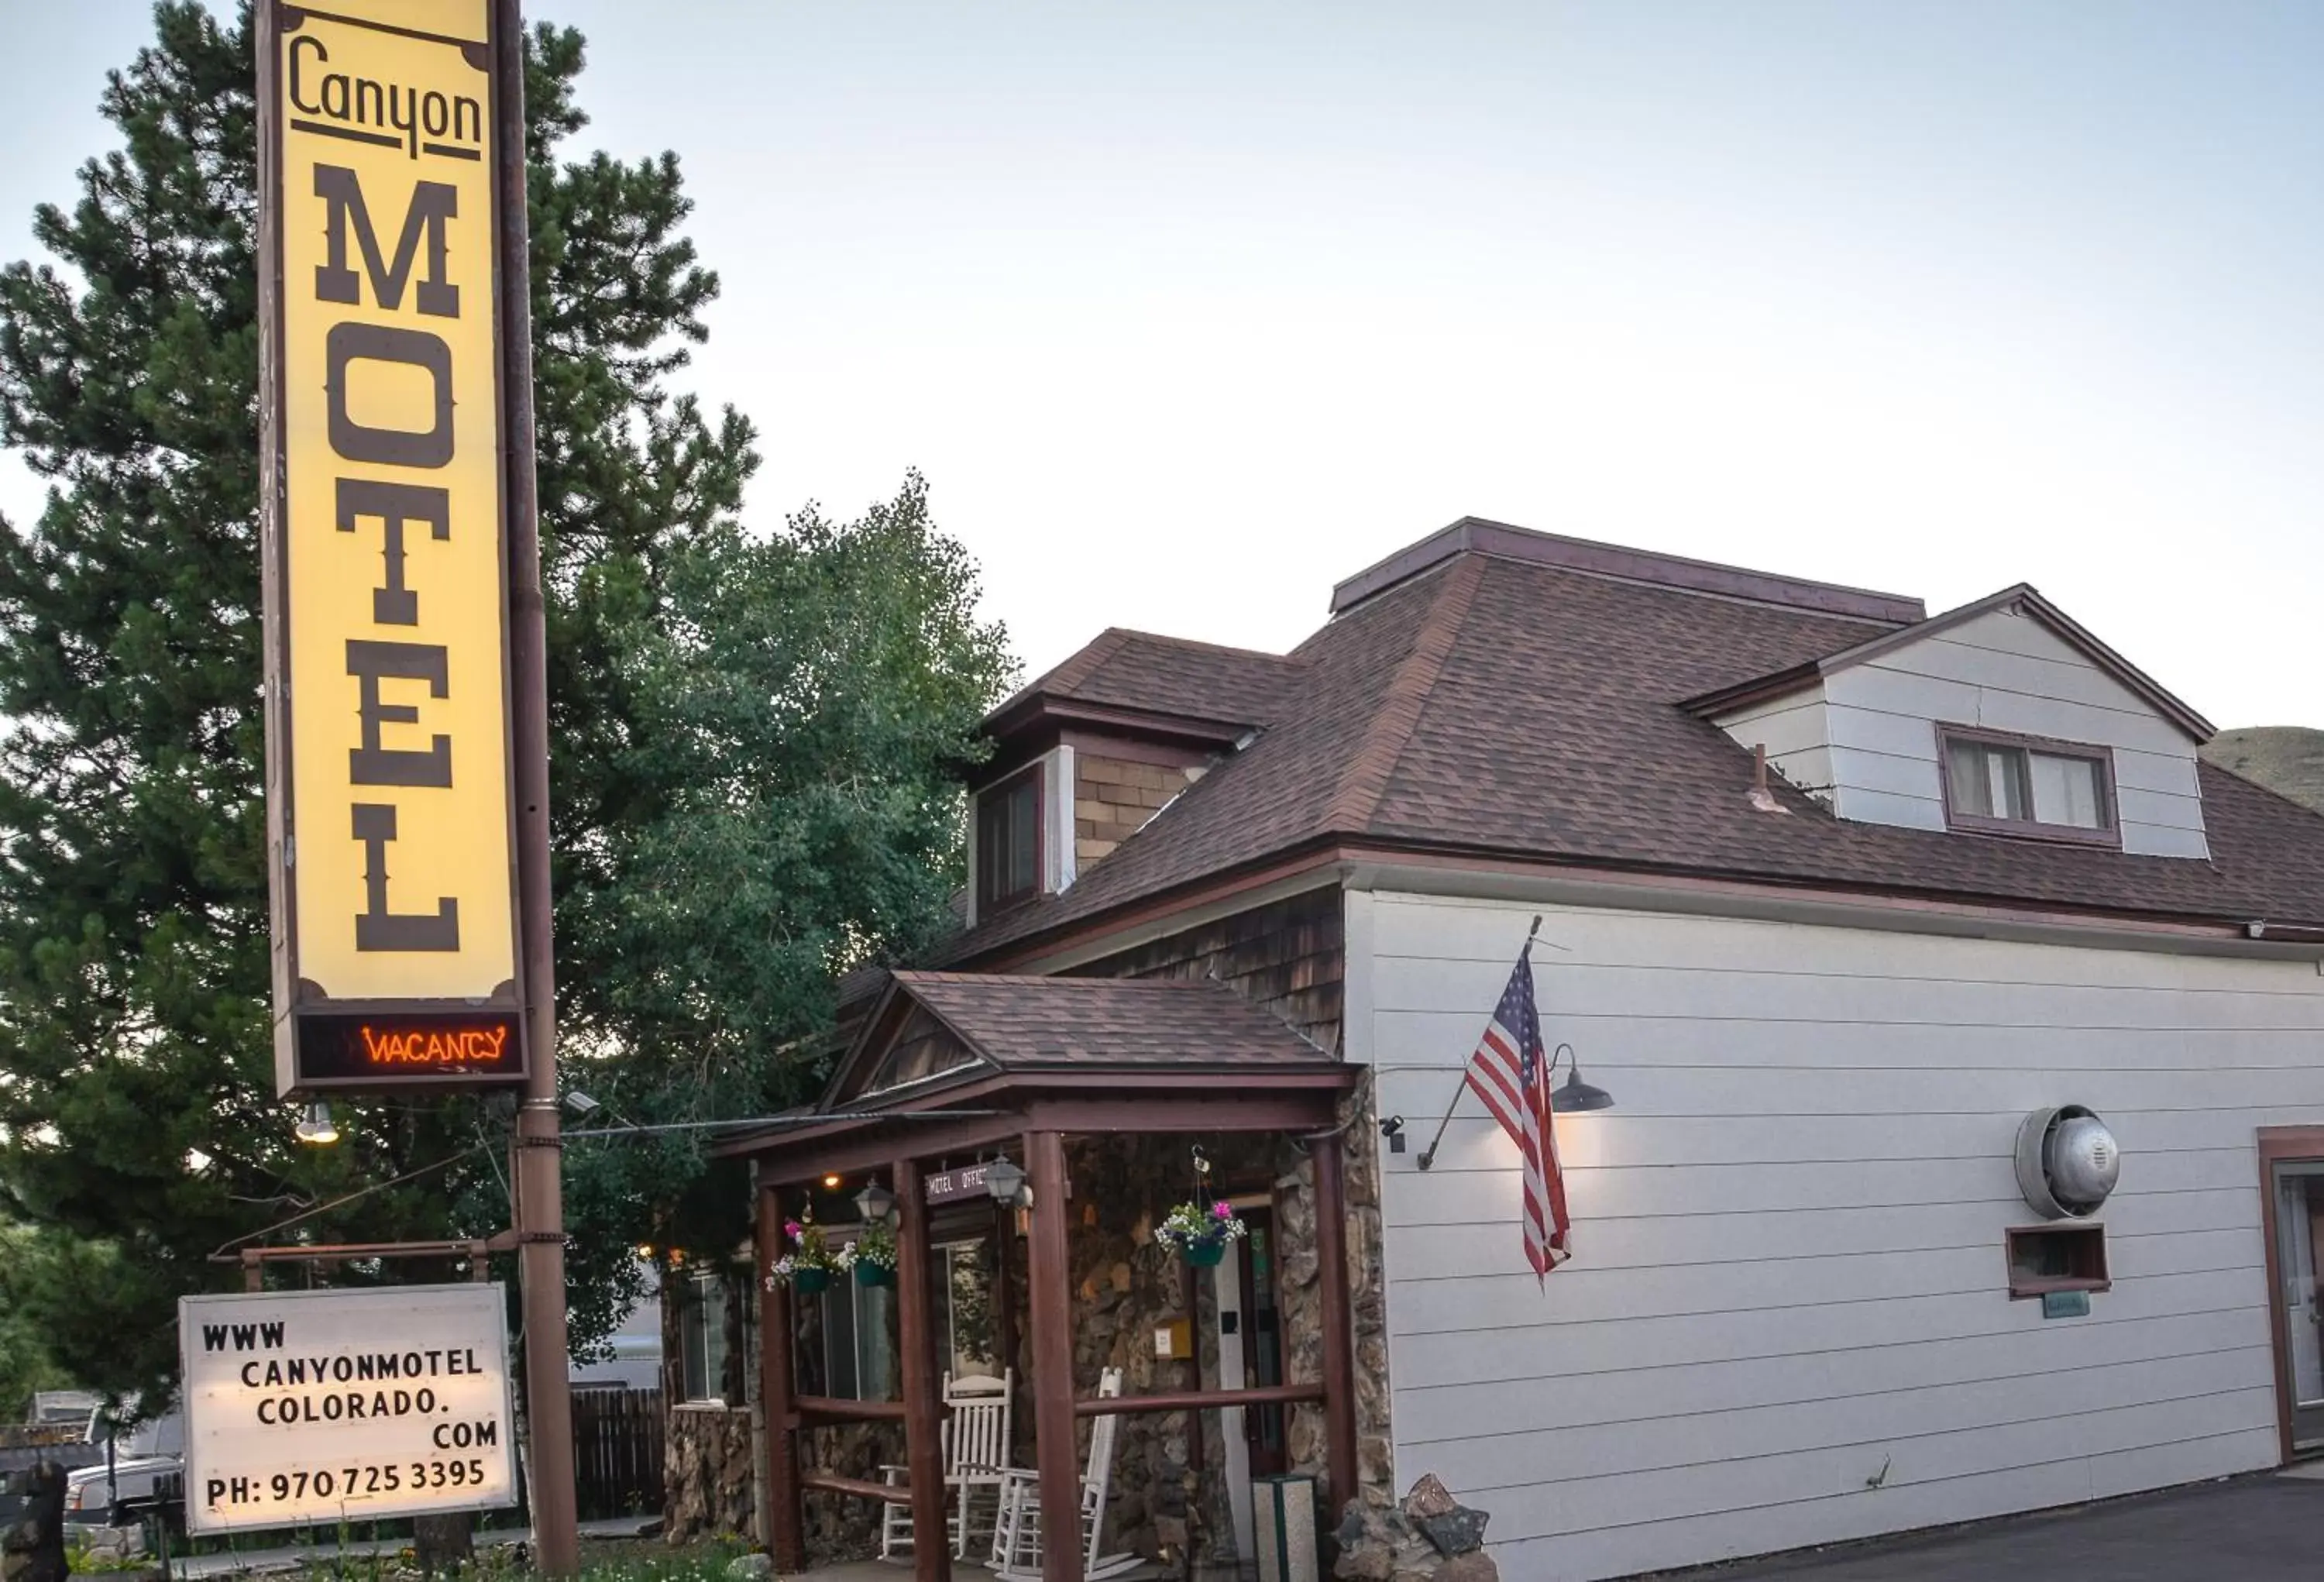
[1645,1471,2324,1581]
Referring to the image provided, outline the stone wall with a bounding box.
[799,1421,900,1565]
[1045,1126,1385,1574]
[1277,1080,1394,1509]
[664,1405,755,1543]
[1050,1134,1272,1567]
[661,1263,760,1546]
[1078,885,1392,1511]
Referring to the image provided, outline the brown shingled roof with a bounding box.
[889,972,1334,1069]
[993,628,1304,731]
[942,524,2324,963]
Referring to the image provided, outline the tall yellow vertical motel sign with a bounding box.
[260,0,524,1093]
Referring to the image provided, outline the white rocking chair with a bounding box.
[988,1367,1140,1581]
[879,1369,1016,1562]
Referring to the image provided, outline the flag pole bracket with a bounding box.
[1415,915,1544,1171]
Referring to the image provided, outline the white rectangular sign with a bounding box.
[179,1284,517,1532]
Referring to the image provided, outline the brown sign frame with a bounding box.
[256,0,528,1096]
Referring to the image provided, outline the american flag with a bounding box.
[1462,940,1572,1282]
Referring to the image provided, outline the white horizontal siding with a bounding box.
[1423,1348,2264,1501]
[1363,892,2319,1580]
[1387,1266,2261,1391]
[1824,744,1942,801]
[1720,694,1834,803]
[1824,700,1941,762]
[1387,1192,2253,1282]
[2114,747,2202,798]
[1721,696,1827,760]
[1710,603,2210,857]
[2119,819,2212,861]
[2116,784,2206,830]
[1393,1305,2264,1443]
[1793,606,2213,858]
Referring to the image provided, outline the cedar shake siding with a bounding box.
[1074,753,1206,868]
[1070,886,1344,1055]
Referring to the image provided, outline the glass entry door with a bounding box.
[1238,1207,1287,1477]
[2272,1161,2324,1454]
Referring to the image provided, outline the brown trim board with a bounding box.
[2258,1126,2324,1466]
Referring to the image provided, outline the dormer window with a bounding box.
[976,765,1043,910]
[1939,725,2117,845]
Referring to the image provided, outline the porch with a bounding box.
[723,973,1370,1582]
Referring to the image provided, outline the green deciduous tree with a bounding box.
[555,473,1012,1271]
[0,3,1010,1407]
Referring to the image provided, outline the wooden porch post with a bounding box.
[993,1199,1019,1392]
[756,1187,806,1570]
[894,1157,951,1581]
[1023,1130,1084,1582]
[1312,1130,1360,1515]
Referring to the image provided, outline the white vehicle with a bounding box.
[62,1405,184,1532]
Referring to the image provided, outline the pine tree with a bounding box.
[0,4,1010,1405]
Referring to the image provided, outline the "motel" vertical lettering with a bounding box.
[266,0,519,1047]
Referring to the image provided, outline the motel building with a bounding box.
[665,521,2324,1581]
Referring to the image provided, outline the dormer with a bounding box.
[1686,586,2217,859]
[964,629,1300,925]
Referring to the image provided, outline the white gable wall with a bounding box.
[1714,604,2209,858]
[1826,606,2207,858]
[1349,887,2313,1580]
[1715,692,1833,810]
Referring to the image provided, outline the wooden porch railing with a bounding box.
[1072,1382,1322,1417]
[792,1381,1327,1448]
[801,1470,911,1504]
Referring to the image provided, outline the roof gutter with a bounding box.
[957,831,2324,973]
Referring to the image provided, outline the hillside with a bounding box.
[2202,726,2324,815]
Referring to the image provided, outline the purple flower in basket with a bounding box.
[1158,1199,1248,1260]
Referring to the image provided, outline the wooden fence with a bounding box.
[571,1388,665,1522]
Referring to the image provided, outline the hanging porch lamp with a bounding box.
[853,1179,897,1224]
[982,1157,1031,1209]
[1548,1044,1614,1113]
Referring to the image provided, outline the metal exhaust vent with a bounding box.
[2014,1105,2120,1219]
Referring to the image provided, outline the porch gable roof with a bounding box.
[727,973,1352,1174]
[824,972,1340,1110]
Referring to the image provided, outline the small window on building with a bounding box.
[790,1233,898,1403]
[679,1271,731,1403]
[2006,1223,2109,1298]
[976,767,1042,911]
[1941,727,2116,844]
[931,1239,1000,1379]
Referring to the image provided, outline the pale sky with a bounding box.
[6,2,2322,726]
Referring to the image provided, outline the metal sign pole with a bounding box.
[249,0,575,1562]
[493,0,578,1571]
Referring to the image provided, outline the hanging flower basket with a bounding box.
[1178,1239,1229,1268]
[838,1219,899,1288]
[1156,1199,1247,1267]
[767,1219,841,1294]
